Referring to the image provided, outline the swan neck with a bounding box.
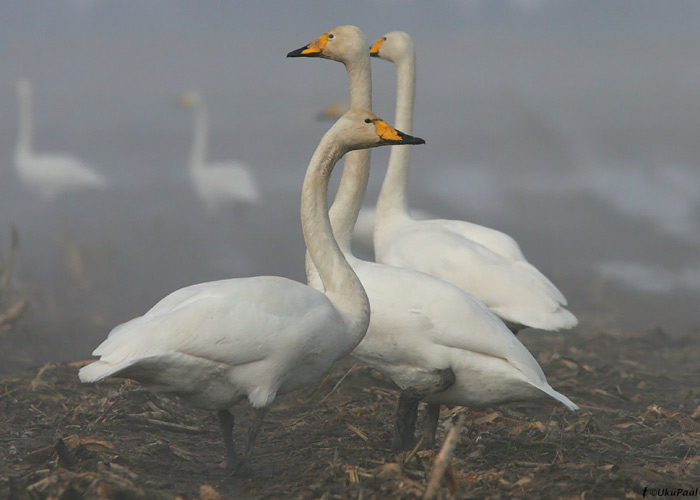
[189,103,208,171]
[16,87,33,159]
[301,133,370,343]
[376,51,416,224]
[327,53,372,252]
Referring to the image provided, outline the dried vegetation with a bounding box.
[1,326,699,499]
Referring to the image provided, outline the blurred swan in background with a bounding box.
[370,32,577,333]
[14,78,108,202]
[178,91,261,213]
[316,100,349,121]
[290,26,577,451]
[79,109,413,474]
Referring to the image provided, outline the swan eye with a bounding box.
[383,37,387,41]
[328,34,335,39]
[364,118,372,123]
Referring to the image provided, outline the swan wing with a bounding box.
[198,162,261,204]
[36,154,105,186]
[431,219,527,261]
[81,276,338,380]
[355,263,548,382]
[376,221,576,330]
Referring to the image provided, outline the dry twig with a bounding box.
[423,412,466,500]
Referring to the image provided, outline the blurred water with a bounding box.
[1,1,699,374]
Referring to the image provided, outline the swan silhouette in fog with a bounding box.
[178,91,261,212]
[289,26,577,451]
[14,78,107,201]
[316,100,349,121]
[369,32,577,333]
[79,109,422,473]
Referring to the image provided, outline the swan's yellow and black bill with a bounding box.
[287,33,330,58]
[372,119,425,146]
[369,37,384,57]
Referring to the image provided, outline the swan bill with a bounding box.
[372,119,424,146]
[369,37,384,57]
[287,33,330,58]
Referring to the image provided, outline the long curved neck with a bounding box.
[327,53,373,252]
[375,48,416,224]
[302,133,370,342]
[189,102,208,171]
[306,52,372,290]
[16,88,33,159]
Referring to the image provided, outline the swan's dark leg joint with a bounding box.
[392,368,456,451]
[217,409,237,470]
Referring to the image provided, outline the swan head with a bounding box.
[331,109,424,153]
[16,78,31,97]
[287,25,368,65]
[369,31,414,64]
[177,91,204,109]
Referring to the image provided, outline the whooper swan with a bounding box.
[369,31,577,333]
[289,26,577,451]
[178,91,261,212]
[79,109,423,472]
[14,79,107,201]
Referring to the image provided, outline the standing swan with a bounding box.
[178,91,261,212]
[14,79,107,201]
[289,27,577,451]
[78,109,422,473]
[370,32,577,333]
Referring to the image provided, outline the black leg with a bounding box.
[391,368,456,451]
[231,407,266,477]
[392,392,420,451]
[421,403,442,449]
[217,409,236,470]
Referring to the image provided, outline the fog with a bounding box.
[1,1,699,375]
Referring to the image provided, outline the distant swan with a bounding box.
[79,109,420,473]
[14,78,107,201]
[289,26,577,451]
[316,100,350,121]
[178,91,261,212]
[370,32,577,333]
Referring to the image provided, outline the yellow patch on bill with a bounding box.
[302,33,330,55]
[369,37,384,55]
[374,120,402,141]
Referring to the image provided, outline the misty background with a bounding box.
[1,1,699,376]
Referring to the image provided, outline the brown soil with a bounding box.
[1,327,700,500]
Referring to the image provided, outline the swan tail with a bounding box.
[492,305,578,332]
[78,359,137,383]
[537,383,579,411]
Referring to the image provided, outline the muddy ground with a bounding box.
[1,324,700,499]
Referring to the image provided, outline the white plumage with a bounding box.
[352,204,434,254]
[79,109,419,471]
[179,91,261,212]
[370,31,577,333]
[290,26,577,450]
[14,79,107,201]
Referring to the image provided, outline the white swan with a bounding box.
[370,32,577,333]
[289,26,577,450]
[178,91,261,212]
[14,79,107,201]
[79,109,420,472]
